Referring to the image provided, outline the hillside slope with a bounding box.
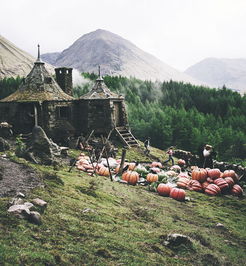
[0,35,54,79]
[185,58,246,94]
[42,29,202,85]
[0,148,245,265]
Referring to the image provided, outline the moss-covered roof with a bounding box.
[80,76,123,100]
[1,60,73,102]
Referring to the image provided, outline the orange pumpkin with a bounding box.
[170,188,186,201]
[157,184,172,196]
[177,173,190,179]
[192,168,207,183]
[146,173,158,183]
[97,166,110,177]
[202,181,210,190]
[224,177,235,188]
[205,184,221,196]
[177,159,186,167]
[177,177,190,189]
[122,171,139,185]
[207,169,221,180]
[222,170,238,183]
[188,180,203,192]
[214,178,229,192]
[231,184,243,196]
[150,162,163,168]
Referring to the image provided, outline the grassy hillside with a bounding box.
[0,148,246,265]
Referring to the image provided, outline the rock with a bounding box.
[82,208,95,213]
[119,180,128,184]
[0,137,10,152]
[16,192,25,198]
[23,126,61,165]
[9,197,25,205]
[24,202,34,209]
[7,204,31,218]
[216,223,227,230]
[32,198,47,208]
[163,233,193,247]
[28,211,42,225]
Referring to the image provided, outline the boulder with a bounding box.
[163,233,193,247]
[32,198,47,208]
[23,126,61,165]
[28,211,42,225]
[7,204,31,218]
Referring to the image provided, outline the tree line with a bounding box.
[75,73,246,164]
[1,74,246,164]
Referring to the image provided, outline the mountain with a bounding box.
[0,35,53,79]
[41,29,201,84]
[185,58,246,94]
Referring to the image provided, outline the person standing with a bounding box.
[163,146,174,166]
[198,144,216,168]
[144,137,150,155]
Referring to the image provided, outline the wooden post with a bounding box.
[119,148,127,175]
[105,148,113,182]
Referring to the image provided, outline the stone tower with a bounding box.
[55,67,73,96]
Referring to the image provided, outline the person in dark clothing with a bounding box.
[144,137,150,155]
[198,144,217,168]
[163,146,174,166]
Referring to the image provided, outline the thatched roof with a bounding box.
[80,76,123,100]
[1,57,73,102]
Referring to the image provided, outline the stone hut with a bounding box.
[0,45,75,141]
[78,68,128,135]
[0,47,138,147]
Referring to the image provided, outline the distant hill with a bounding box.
[41,29,201,84]
[185,58,246,94]
[0,35,53,79]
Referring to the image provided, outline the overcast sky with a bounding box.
[1,0,246,71]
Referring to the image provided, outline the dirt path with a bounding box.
[0,157,43,197]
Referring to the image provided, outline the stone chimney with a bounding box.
[55,67,73,96]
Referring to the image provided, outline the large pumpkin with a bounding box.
[157,184,172,196]
[224,177,235,188]
[202,181,210,190]
[97,166,110,177]
[231,184,243,196]
[188,180,203,192]
[177,177,190,189]
[214,178,229,192]
[170,188,186,201]
[177,173,190,179]
[222,170,238,183]
[122,171,139,185]
[207,169,221,180]
[192,168,207,183]
[205,184,221,196]
[146,173,158,183]
[150,162,163,168]
[177,159,186,167]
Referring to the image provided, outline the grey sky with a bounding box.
[1,0,246,71]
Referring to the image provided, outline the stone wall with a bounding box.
[174,149,246,180]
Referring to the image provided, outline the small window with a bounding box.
[57,106,70,119]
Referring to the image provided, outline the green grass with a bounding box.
[0,148,246,265]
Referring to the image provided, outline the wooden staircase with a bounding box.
[115,127,139,148]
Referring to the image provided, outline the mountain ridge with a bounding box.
[185,57,246,94]
[0,35,54,79]
[41,29,202,84]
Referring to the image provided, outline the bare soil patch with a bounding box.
[0,157,43,197]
